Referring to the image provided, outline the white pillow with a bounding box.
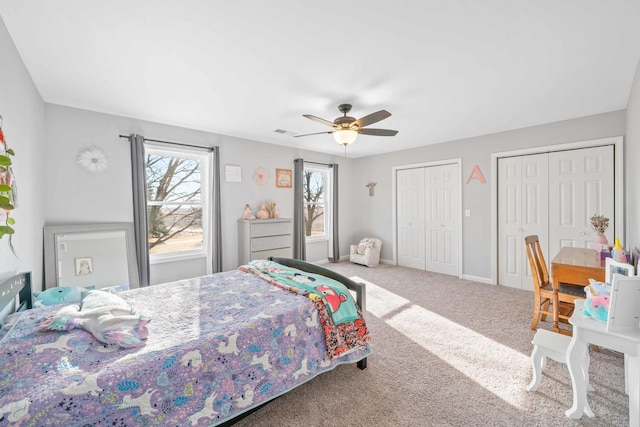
[36,290,151,348]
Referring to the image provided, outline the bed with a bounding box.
[0,258,371,426]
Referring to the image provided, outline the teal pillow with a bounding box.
[33,286,94,307]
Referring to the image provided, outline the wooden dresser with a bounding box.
[237,218,293,265]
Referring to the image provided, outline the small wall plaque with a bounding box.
[225,165,242,182]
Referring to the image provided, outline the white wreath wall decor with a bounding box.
[77,147,109,173]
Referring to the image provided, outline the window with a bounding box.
[145,145,211,262]
[303,166,331,240]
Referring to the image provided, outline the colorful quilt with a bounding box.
[241,260,371,358]
[0,269,371,426]
[244,259,358,324]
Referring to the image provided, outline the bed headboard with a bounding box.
[0,271,32,326]
[267,258,366,313]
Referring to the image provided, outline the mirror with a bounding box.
[44,223,139,290]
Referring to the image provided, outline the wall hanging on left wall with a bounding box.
[0,114,17,245]
[77,147,109,173]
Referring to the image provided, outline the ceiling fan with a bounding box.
[295,104,398,146]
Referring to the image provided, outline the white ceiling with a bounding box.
[1,1,639,158]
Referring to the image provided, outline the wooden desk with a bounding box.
[550,247,605,333]
[566,299,640,425]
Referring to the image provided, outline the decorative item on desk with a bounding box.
[256,203,269,219]
[612,237,627,263]
[242,204,255,220]
[585,279,611,297]
[366,182,377,196]
[582,292,610,323]
[590,214,609,252]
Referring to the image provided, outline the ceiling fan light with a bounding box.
[333,129,358,146]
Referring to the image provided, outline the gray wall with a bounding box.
[0,16,46,287]
[43,104,357,284]
[353,110,627,280]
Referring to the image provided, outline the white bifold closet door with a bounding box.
[498,145,614,290]
[548,146,614,258]
[397,163,459,276]
[397,167,426,270]
[498,153,549,290]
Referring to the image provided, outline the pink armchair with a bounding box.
[350,238,382,267]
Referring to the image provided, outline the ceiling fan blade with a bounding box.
[294,130,335,138]
[353,110,391,128]
[303,114,335,127]
[359,128,398,136]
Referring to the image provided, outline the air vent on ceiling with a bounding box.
[273,129,296,136]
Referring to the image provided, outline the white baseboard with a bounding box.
[312,256,392,265]
[313,257,493,284]
[461,274,494,285]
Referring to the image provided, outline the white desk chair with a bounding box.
[527,328,593,414]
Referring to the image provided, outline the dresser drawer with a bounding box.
[251,221,291,237]
[238,218,293,266]
[251,247,293,260]
[251,235,291,252]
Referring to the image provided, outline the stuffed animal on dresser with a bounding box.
[242,204,256,220]
[256,203,269,219]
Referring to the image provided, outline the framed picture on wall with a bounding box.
[225,165,242,182]
[276,168,292,188]
[75,257,93,276]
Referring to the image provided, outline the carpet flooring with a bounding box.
[234,261,628,426]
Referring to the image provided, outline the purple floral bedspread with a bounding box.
[0,270,371,426]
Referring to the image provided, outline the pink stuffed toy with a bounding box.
[242,204,256,219]
[582,294,610,323]
[256,203,269,219]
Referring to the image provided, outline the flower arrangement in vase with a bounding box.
[590,214,609,252]
[366,182,377,196]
